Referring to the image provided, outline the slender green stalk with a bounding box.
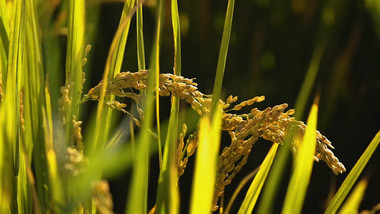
[109,0,135,78]
[325,131,380,214]
[90,0,137,155]
[282,97,319,214]
[22,0,48,212]
[257,43,323,214]
[190,109,222,214]
[294,43,324,120]
[155,0,181,212]
[225,168,260,214]
[135,0,145,160]
[136,2,146,71]
[154,0,163,167]
[338,179,368,214]
[0,0,9,83]
[211,0,235,117]
[1,0,23,211]
[65,0,85,146]
[126,0,164,213]
[171,0,182,77]
[256,132,293,214]
[155,70,163,167]
[238,144,279,214]
[96,0,136,155]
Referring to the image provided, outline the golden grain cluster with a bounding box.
[79,70,346,210]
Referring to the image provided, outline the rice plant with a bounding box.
[0,0,379,213]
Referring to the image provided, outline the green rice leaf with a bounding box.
[46,149,64,213]
[155,67,162,167]
[1,0,23,211]
[282,99,319,214]
[126,0,164,213]
[211,0,235,116]
[0,0,9,80]
[155,103,180,214]
[190,109,222,214]
[109,0,135,78]
[0,0,9,42]
[294,44,324,120]
[154,0,182,212]
[92,0,136,156]
[256,131,293,214]
[91,0,136,154]
[136,2,146,71]
[21,0,48,212]
[257,46,322,214]
[65,0,85,146]
[238,143,279,214]
[338,178,368,214]
[171,0,181,76]
[325,131,380,214]
[135,1,146,168]
[225,168,260,214]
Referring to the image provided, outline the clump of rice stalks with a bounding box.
[83,70,346,210]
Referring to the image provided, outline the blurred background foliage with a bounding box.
[79,0,380,213]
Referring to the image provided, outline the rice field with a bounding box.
[0,0,379,213]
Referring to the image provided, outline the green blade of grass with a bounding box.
[325,130,380,214]
[90,0,138,155]
[43,29,63,118]
[136,2,146,71]
[155,61,162,168]
[294,43,324,120]
[238,143,279,214]
[17,142,29,213]
[256,130,293,214]
[44,70,63,213]
[155,0,182,212]
[64,0,86,147]
[211,0,235,116]
[126,0,164,213]
[225,168,260,214]
[0,0,9,45]
[281,97,319,214]
[46,149,64,213]
[190,108,222,214]
[0,103,13,213]
[171,0,181,76]
[109,0,135,78]
[0,0,9,84]
[155,103,180,214]
[135,0,146,162]
[1,0,24,211]
[16,2,28,213]
[154,0,164,169]
[20,0,48,212]
[95,0,135,155]
[257,47,323,214]
[338,178,368,214]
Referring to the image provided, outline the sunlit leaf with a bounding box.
[325,131,380,214]
[190,110,222,214]
[238,143,279,214]
[282,99,318,214]
[338,178,368,214]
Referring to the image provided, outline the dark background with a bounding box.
[85,0,380,213]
